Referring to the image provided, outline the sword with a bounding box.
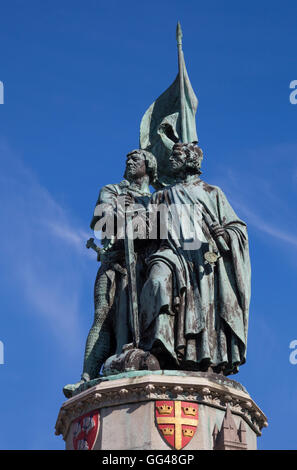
[86,237,102,261]
[86,237,126,274]
[122,192,143,348]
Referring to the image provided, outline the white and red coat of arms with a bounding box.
[72,409,100,450]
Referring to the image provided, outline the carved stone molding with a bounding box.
[55,373,268,440]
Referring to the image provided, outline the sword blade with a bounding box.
[124,212,140,348]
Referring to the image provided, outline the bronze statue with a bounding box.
[63,23,251,398]
[63,149,157,397]
[139,142,251,375]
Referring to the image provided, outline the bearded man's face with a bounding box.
[125,152,146,181]
[169,146,187,174]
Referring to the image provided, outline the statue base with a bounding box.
[55,371,267,450]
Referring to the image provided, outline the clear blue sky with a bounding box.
[0,0,296,450]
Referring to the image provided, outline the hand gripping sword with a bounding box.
[87,194,142,348]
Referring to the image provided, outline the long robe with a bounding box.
[139,177,251,375]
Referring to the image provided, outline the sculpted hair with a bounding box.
[173,142,203,175]
[125,149,158,185]
[143,150,158,185]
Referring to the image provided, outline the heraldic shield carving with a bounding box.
[155,401,199,450]
[72,410,100,450]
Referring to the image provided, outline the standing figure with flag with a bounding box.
[139,141,251,374]
[138,24,251,375]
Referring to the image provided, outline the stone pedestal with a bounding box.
[55,371,267,450]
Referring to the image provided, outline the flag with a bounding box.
[139,37,198,186]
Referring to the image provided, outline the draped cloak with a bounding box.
[139,178,251,375]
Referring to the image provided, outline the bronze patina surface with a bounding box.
[64,24,251,397]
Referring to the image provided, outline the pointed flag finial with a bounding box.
[176,21,183,46]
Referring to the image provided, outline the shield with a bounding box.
[72,409,100,450]
[155,401,198,450]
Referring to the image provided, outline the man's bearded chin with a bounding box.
[124,167,136,181]
[171,161,185,175]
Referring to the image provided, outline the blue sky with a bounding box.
[0,0,297,450]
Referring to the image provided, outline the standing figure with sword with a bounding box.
[63,149,157,397]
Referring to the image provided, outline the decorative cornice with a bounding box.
[55,374,268,440]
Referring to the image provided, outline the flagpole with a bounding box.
[176,21,187,143]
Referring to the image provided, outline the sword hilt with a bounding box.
[86,238,102,260]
